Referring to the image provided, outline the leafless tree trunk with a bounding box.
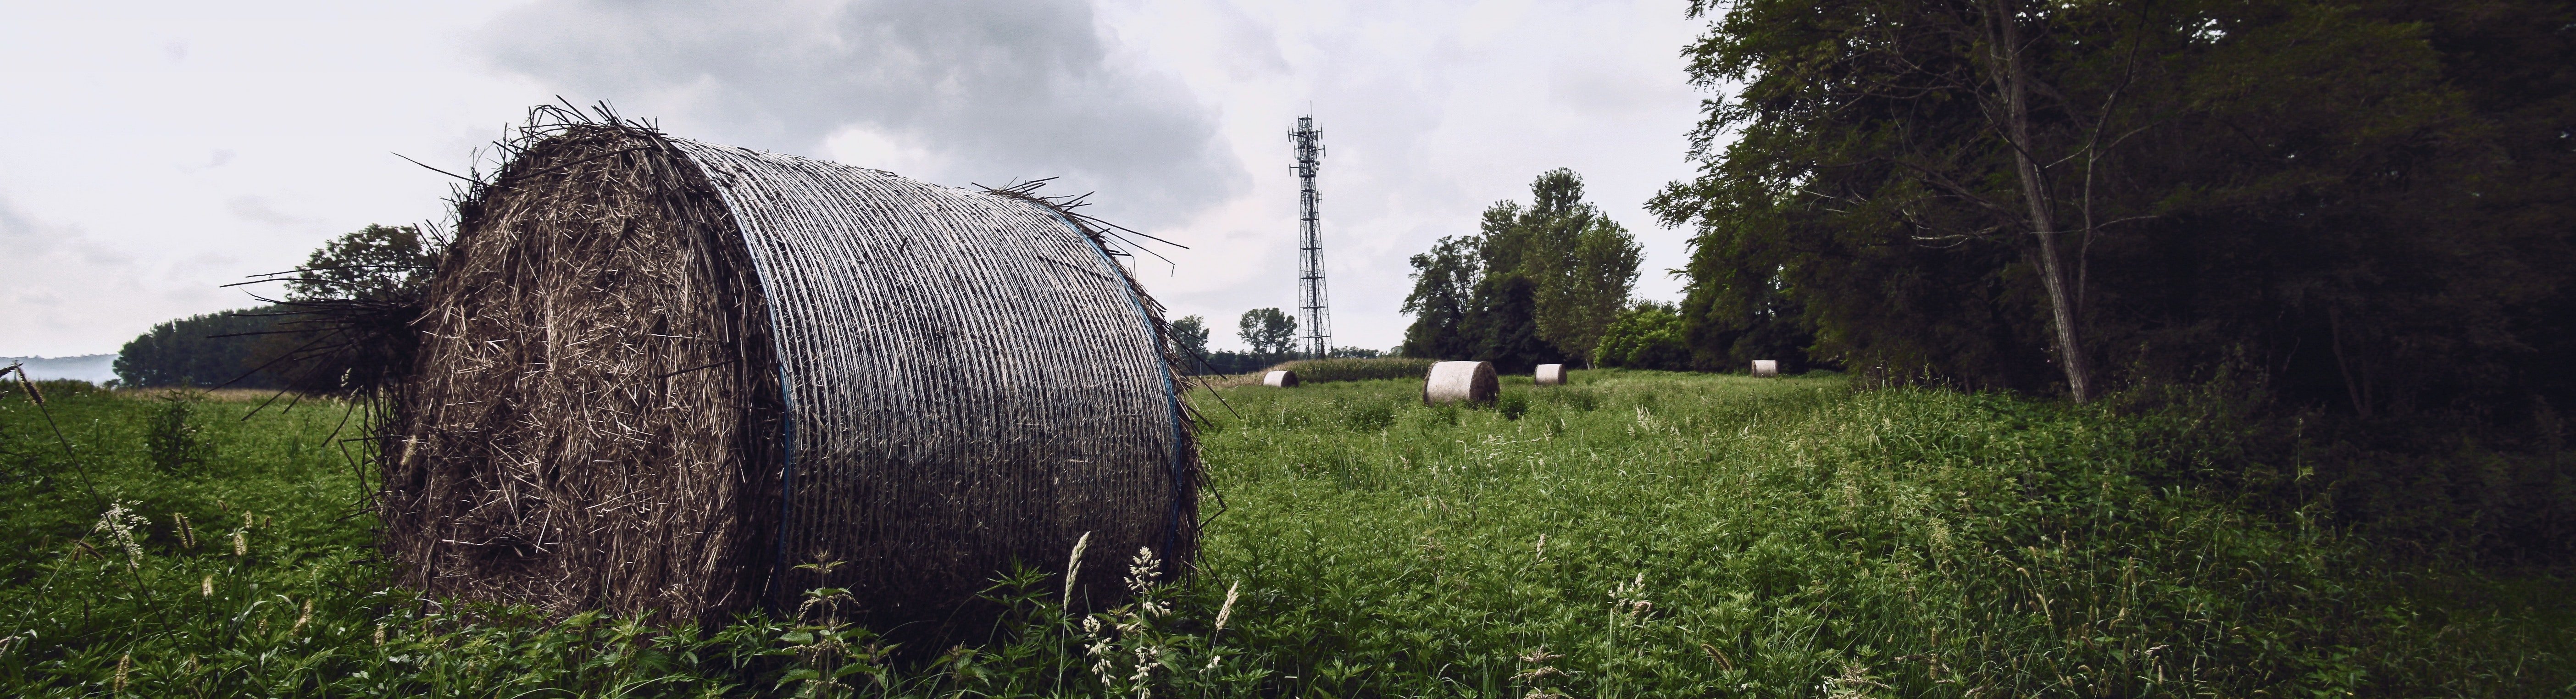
[1982,0,2094,402]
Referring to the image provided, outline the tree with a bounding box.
[1169,315,1211,365]
[1399,236,1481,359]
[1237,308,1298,355]
[285,224,440,302]
[1532,215,1642,366]
[1399,169,1641,367]
[255,223,447,394]
[1653,0,2573,413]
[1462,274,1564,374]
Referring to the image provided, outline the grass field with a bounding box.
[1,372,2569,696]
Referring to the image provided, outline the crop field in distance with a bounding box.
[1,372,2569,697]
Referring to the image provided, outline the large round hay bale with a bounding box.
[1533,363,1568,386]
[1262,370,1300,388]
[1751,359,1780,377]
[380,121,1195,624]
[1422,361,1498,405]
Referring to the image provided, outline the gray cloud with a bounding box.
[480,0,1244,227]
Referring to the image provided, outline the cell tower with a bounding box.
[1288,115,1331,359]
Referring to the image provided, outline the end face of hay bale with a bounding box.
[1751,359,1780,377]
[1423,361,1499,405]
[383,125,784,623]
[1263,370,1300,388]
[1534,364,1568,386]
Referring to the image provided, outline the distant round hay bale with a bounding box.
[1262,370,1300,388]
[380,119,1196,624]
[1533,363,1568,386]
[1751,360,1780,377]
[1422,361,1498,405]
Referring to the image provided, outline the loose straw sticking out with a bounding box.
[1423,361,1499,405]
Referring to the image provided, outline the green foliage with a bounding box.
[1237,308,1299,355]
[141,390,216,476]
[1401,235,1482,360]
[284,224,440,303]
[1167,314,1211,363]
[1593,302,1695,372]
[1462,274,1564,374]
[1403,169,1642,369]
[111,307,288,389]
[1272,357,1436,383]
[1653,0,2576,413]
[1194,372,2572,696]
[1335,397,1399,432]
[5,373,2568,696]
[259,223,449,396]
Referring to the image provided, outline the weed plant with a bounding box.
[0,372,2567,696]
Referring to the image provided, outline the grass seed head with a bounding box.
[1063,531,1092,609]
[89,501,148,571]
[1213,581,1240,635]
[1125,546,1161,595]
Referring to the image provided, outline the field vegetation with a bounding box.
[2,372,2566,696]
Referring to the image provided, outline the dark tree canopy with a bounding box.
[1169,315,1212,363]
[258,223,447,394]
[113,307,288,389]
[1654,0,2576,416]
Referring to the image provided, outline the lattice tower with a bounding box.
[1288,115,1331,359]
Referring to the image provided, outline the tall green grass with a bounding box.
[1,372,2566,696]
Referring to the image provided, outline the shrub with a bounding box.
[144,390,216,476]
[1593,303,1692,371]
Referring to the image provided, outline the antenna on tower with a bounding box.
[1288,115,1331,360]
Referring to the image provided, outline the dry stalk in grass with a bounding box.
[380,108,1197,625]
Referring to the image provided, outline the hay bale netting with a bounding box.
[1533,363,1568,386]
[381,121,1196,624]
[1261,370,1300,388]
[1422,361,1499,405]
[1751,359,1780,377]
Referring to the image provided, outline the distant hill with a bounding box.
[3,355,118,384]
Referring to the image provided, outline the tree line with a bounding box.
[112,224,439,391]
[1166,310,1381,376]
[1397,169,1648,372]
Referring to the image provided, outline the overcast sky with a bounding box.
[0,0,1714,357]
